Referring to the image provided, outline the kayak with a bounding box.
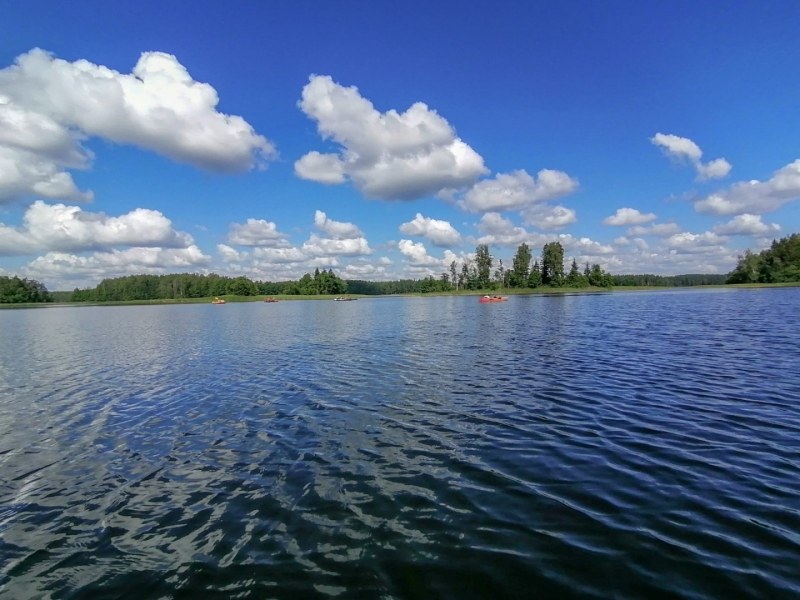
[479,296,507,303]
[264,298,279,303]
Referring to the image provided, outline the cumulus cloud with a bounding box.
[0,201,192,256]
[602,207,657,226]
[302,234,372,256]
[227,218,290,247]
[343,263,390,279]
[711,214,780,236]
[474,212,534,246]
[0,141,92,204]
[459,169,578,213]
[295,152,346,185]
[0,49,274,204]
[24,245,210,288]
[651,133,731,181]
[398,239,458,267]
[313,210,363,239]
[521,204,577,230]
[626,222,682,237]
[251,247,307,264]
[3,49,275,170]
[694,160,800,215]
[473,212,612,255]
[565,236,615,256]
[217,244,248,262]
[398,213,461,247]
[294,75,488,200]
[664,231,729,253]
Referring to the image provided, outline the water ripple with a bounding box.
[0,289,799,598]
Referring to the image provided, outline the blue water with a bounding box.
[1,288,799,599]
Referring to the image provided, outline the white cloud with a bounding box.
[0,201,192,256]
[217,244,247,262]
[696,158,733,181]
[398,213,461,246]
[694,160,800,215]
[0,144,92,204]
[343,263,390,279]
[302,234,372,256]
[294,75,488,200]
[0,48,275,173]
[295,152,346,185]
[711,214,780,236]
[664,231,729,253]
[459,169,578,213]
[227,218,290,247]
[251,247,307,264]
[626,222,682,237]
[602,207,657,226]
[474,212,534,246]
[0,48,274,205]
[472,212,612,255]
[521,204,577,230]
[313,210,363,239]
[560,236,615,257]
[24,245,211,288]
[651,133,731,181]
[398,239,457,267]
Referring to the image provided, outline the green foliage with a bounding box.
[527,261,542,288]
[67,270,347,302]
[509,243,532,287]
[227,277,257,296]
[475,244,493,289]
[612,273,727,286]
[0,276,53,303]
[541,242,565,286]
[727,234,800,284]
[565,258,588,288]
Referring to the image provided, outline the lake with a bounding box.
[1,289,799,599]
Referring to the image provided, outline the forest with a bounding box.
[0,276,53,304]
[726,234,800,284]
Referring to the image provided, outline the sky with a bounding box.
[1,0,799,290]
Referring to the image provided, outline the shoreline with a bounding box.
[2,282,798,309]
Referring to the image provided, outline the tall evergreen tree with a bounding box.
[509,243,532,287]
[541,242,565,286]
[527,260,542,288]
[494,259,506,289]
[475,244,493,289]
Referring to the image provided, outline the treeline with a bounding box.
[69,268,348,302]
[0,276,53,304]
[612,274,728,287]
[727,233,800,284]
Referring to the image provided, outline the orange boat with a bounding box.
[264,298,279,303]
[212,297,226,304]
[479,295,508,303]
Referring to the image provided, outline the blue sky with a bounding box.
[2,0,799,289]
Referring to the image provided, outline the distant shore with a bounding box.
[2,282,799,309]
